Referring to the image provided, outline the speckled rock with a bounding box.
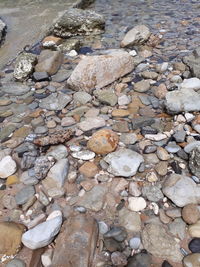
[48,8,105,38]
[142,223,183,262]
[14,52,37,81]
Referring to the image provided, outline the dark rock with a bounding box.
[104,226,127,242]
[21,150,38,170]
[126,251,152,267]
[132,117,155,130]
[189,238,200,253]
[15,185,35,205]
[33,72,49,82]
[177,149,188,160]
[141,126,158,135]
[162,260,173,267]
[189,146,200,177]
[104,238,123,252]
[170,161,182,174]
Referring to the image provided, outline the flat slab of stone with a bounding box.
[1,82,30,95]
[104,149,144,177]
[51,214,98,267]
[67,50,135,92]
[166,88,200,113]
[142,223,183,262]
[162,174,200,207]
[39,93,72,110]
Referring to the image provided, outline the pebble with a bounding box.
[145,133,167,141]
[183,253,200,267]
[156,147,170,160]
[165,141,181,153]
[41,248,53,267]
[111,251,127,266]
[22,210,62,249]
[129,182,141,197]
[146,172,158,182]
[78,117,106,131]
[44,158,69,188]
[98,221,109,235]
[182,204,200,224]
[87,129,119,155]
[73,91,92,105]
[72,150,95,160]
[15,185,36,205]
[128,197,146,211]
[184,141,200,153]
[189,220,200,237]
[181,77,200,90]
[104,148,144,177]
[162,174,200,207]
[189,238,200,253]
[142,185,164,202]
[118,94,131,105]
[129,236,141,249]
[134,80,151,93]
[0,156,17,178]
[120,133,138,145]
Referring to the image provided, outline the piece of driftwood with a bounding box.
[33,129,74,146]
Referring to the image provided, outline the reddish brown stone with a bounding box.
[87,129,119,155]
[51,214,98,267]
[79,162,99,178]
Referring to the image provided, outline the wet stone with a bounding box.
[33,72,49,82]
[39,93,72,111]
[1,82,30,95]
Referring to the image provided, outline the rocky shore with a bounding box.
[1,1,200,266]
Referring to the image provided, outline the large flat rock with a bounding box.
[51,214,98,267]
[67,50,135,92]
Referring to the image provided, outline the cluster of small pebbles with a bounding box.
[1,1,200,266]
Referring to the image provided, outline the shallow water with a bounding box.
[91,0,200,59]
[0,0,74,69]
[0,0,200,69]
